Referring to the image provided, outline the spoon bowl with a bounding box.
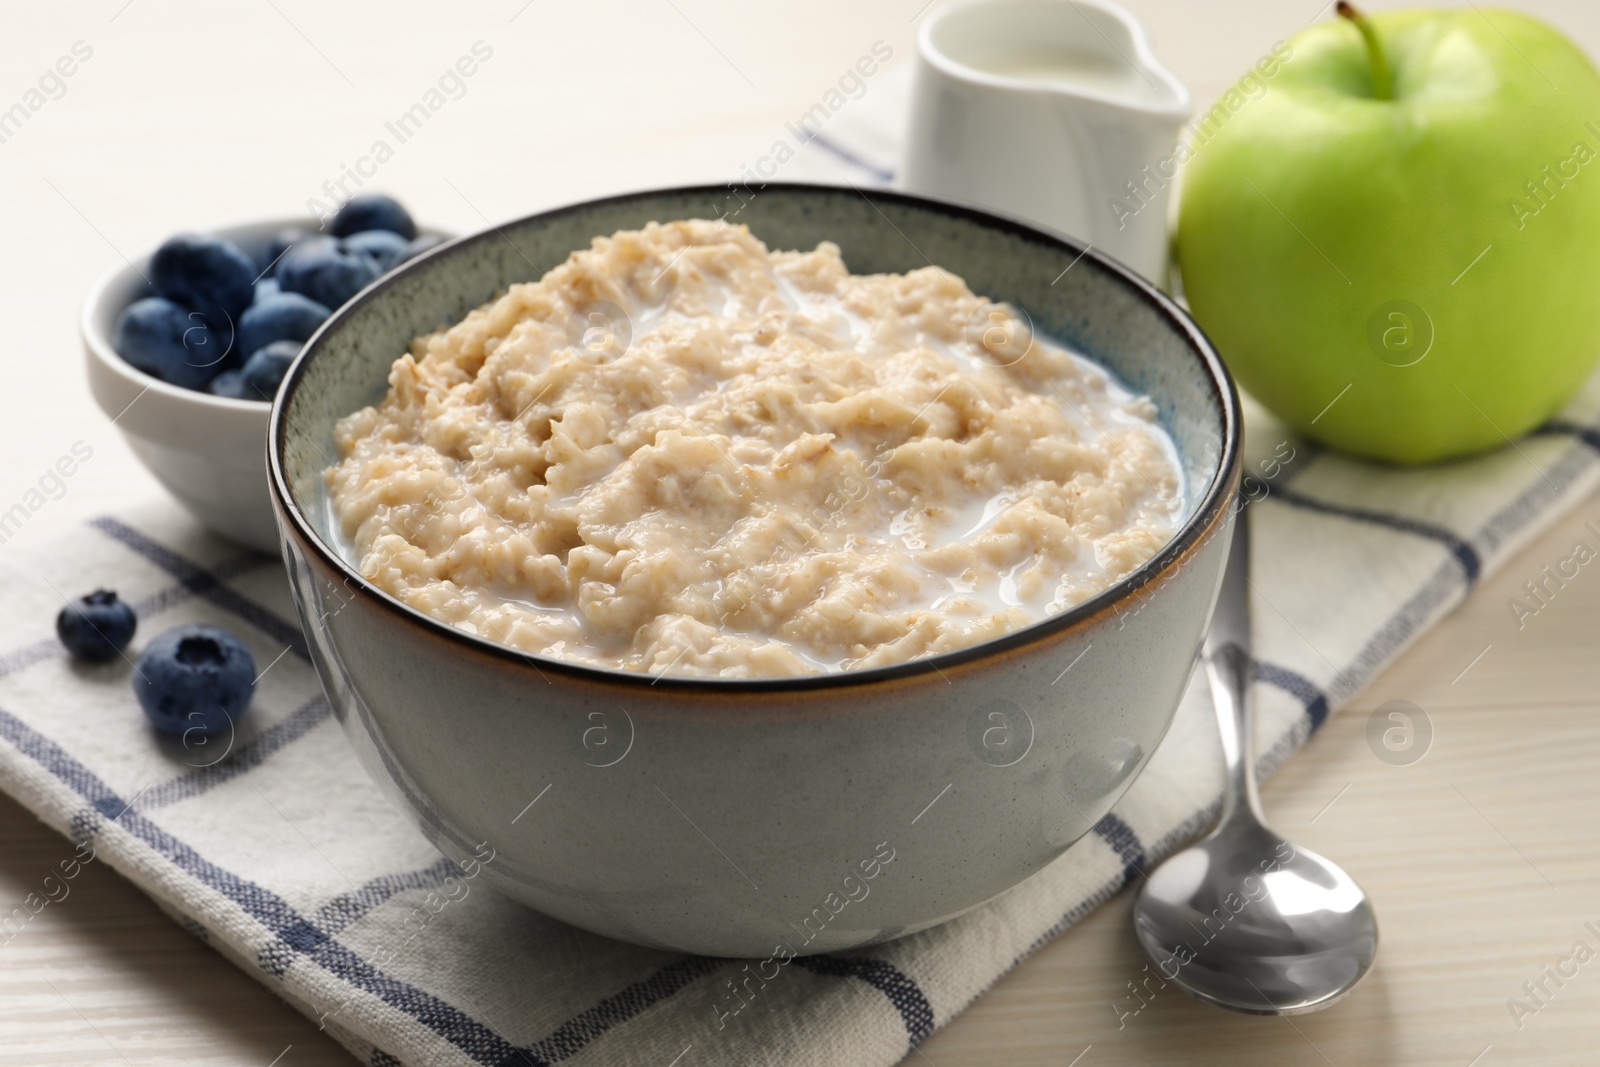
[1134,820,1378,1014]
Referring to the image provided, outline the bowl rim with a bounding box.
[81,216,455,414]
[268,181,1241,693]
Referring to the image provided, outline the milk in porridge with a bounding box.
[324,220,1183,677]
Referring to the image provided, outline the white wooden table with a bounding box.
[2,1,1598,1063]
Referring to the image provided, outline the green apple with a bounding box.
[1177,4,1600,464]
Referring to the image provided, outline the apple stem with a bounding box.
[1336,1,1393,100]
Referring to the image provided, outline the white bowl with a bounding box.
[82,218,449,553]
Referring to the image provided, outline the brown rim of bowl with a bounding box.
[268,181,1242,694]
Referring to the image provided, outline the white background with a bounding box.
[3,2,1600,1065]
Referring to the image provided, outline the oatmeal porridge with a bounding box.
[324,220,1183,677]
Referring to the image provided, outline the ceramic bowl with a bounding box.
[82,218,450,553]
[269,184,1241,957]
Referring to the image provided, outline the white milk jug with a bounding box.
[902,0,1191,284]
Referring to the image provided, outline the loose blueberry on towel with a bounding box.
[56,590,137,662]
[329,193,416,240]
[150,233,256,324]
[237,291,330,357]
[240,340,301,401]
[208,369,249,399]
[343,229,411,271]
[113,297,230,389]
[276,237,383,310]
[134,625,255,736]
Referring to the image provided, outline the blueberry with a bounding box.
[330,194,416,240]
[134,625,255,736]
[240,340,301,401]
[262,227,310,274]
[150,233,256,324]
[208,369,249,399]
[237,292,330,357]
[277,238,382,310]
[342,229,410,272]
[113,297,230,389]
[56,590,137,662]
[400,233,446,264]
[253,277,281,303]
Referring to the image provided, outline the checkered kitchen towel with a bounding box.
[9,101,1600,1066]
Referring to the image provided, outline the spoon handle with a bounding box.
[1205,508,1261,828]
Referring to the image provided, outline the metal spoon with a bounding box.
[1131,512,1378,1014]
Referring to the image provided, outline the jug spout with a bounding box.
[902,0,1192,284]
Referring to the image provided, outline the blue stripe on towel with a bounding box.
[792,954,937,1046]
[1267,486,1482,584]
[522,956,725,1062]
[1253,659,1331,732]
[0,704,532,1065]
[89,517,310,659]
[316,857,462,935]
[798,131,895,184]
[1534,419,1600,454]
[1092,811,1146,888]
[140,694,334,809]
[0,637,67,683]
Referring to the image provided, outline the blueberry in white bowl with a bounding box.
[237,291,329,357]
[240,339,301,401]
[263,227,309,274]
[343,229,411,271]
[113,296,231,390]
[277,238,383,310]
[208,368,249,399]
[134,624,255,736]
[329,193,416,240]
[150,233,256,325]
